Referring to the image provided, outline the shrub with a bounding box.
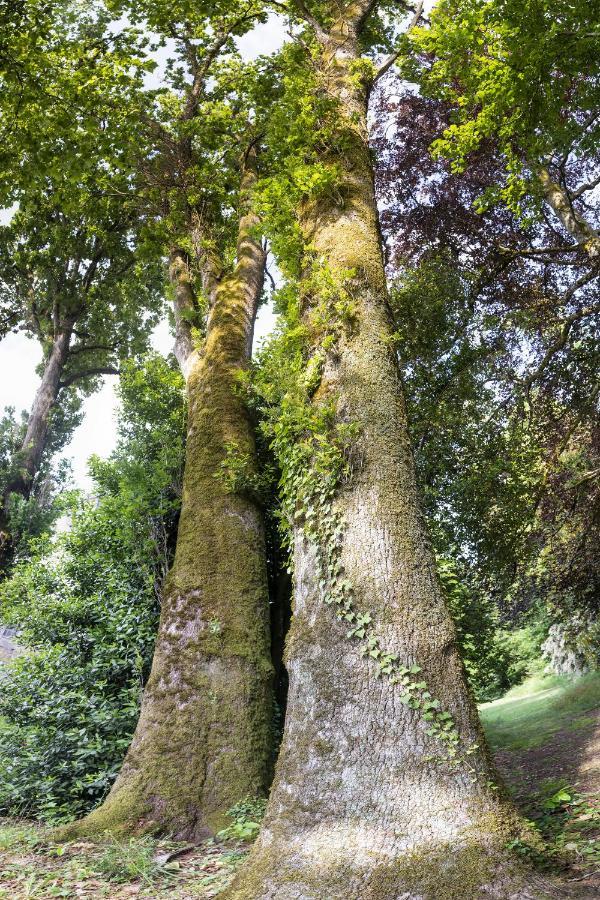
[0,356,185,822]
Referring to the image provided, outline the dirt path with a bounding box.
[495,707,600,800]
[494,707,600,898]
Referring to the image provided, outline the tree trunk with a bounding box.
[226,18,555,900]
[169,246,197,380]
[60,163,274,841]
[538,168,600,259]
[0,319,74,567]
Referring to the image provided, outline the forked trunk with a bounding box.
[59,165,274,841]
[226,21,555,900]
[0,319,74,568]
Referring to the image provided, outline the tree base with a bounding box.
[222,812,564,900]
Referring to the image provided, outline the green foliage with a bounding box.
[408,0,600,212]
[0,356,185,823]
[216,798,267,843]
[216,442,275,504]
[437,556,508,702]
[391,255,545,589]
[0,403,77,559]
[495,621,548,688]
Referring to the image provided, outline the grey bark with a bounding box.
[226,8,557,899]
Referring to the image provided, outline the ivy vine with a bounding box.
[252,259,484,775]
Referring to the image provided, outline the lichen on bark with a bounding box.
[58,157,274,842]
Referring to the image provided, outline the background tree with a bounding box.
[390,0,600,670]
[0,2,164,568]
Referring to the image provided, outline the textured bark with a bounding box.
[169,247,197,381]
[60,162,274,841]
[538,168,600,259]
[0,318,75,567]
[226,11,556,900]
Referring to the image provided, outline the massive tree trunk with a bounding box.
[226,11,554,900]
[0,318,75,568]
[60,161,274,841]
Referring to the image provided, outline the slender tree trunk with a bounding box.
[60,163,274,841]
[0,318,74,567]
[226,17,555,900]
[169,247,197,380]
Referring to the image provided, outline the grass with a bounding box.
[0,822,249,898]
[479,672,600,752]
[480,671,600,881]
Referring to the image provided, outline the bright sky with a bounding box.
[0,17,285,492]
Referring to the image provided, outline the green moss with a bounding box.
[224,807,552,900]
[53,213,274,844]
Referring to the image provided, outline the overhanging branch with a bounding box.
[59,366,119,389]
[373,0,424,84]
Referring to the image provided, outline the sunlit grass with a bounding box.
[480,672,600,751]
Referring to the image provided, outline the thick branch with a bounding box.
[68,343,116,356]
[571,173,600,199]
[58,366,119,389]
[292,0,328,42]
[538,167,600,259]
[373,0,424,83]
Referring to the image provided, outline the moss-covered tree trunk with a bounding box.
[226,10,554,900]
[0,316,75,568]
[62,162,274,841]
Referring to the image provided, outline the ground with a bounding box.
[480,673,600,895]
[1,673,599,899]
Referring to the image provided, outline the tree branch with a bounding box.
[538,167,600,260]
[68,343,116,356]
[59,366,119,389]
[496,242,582,257]
[373,0,424,83]
[571,173,600,199]
[292,0,328,42]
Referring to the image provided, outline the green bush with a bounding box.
[496,621,548,688]
[0,356,185,823]
[437,556,509,702]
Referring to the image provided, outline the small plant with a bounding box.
[95,836,163,884]
[215,441,275,502]
[217,798,267,842]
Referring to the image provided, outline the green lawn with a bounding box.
[480,672,600,752]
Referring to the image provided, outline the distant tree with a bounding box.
[0,195,163,569]
[0,2,164,567]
